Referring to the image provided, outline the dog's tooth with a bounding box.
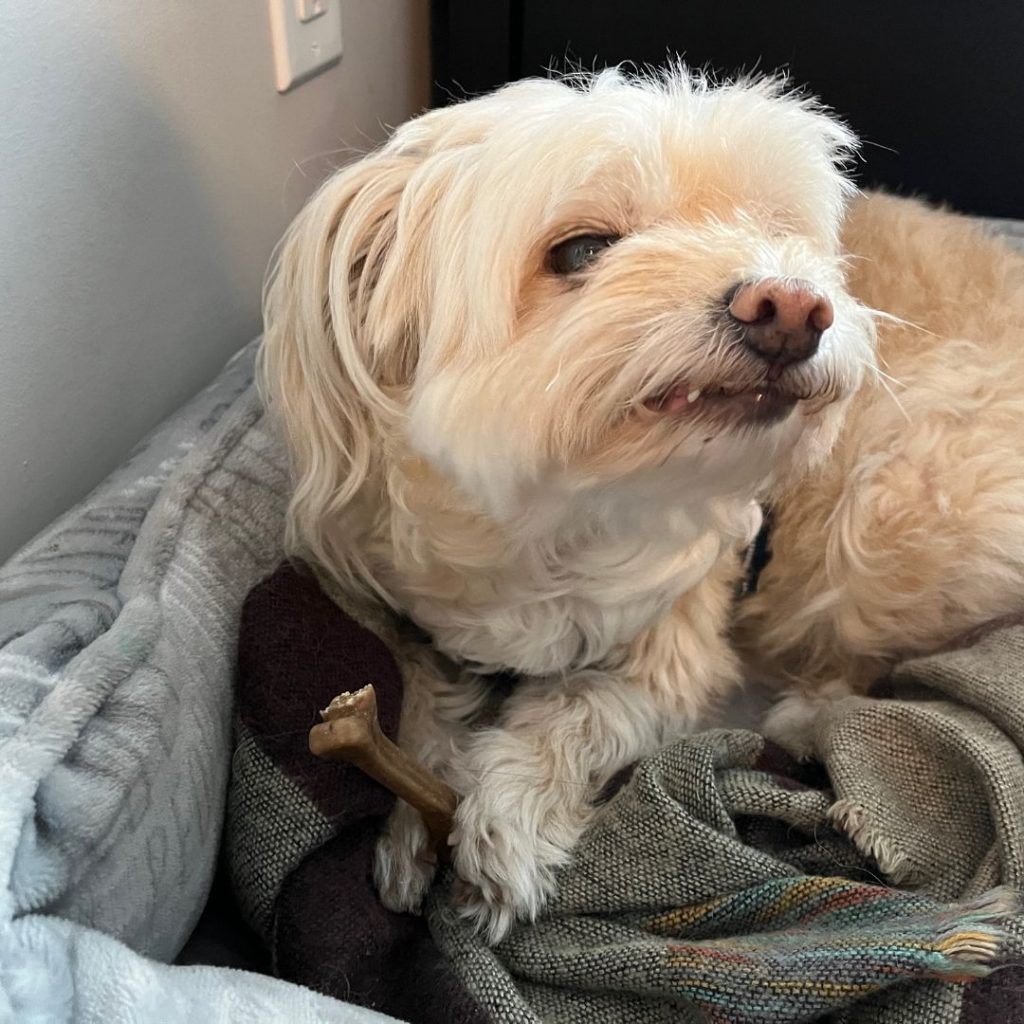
[687,388,702,403]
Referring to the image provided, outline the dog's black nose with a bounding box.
[728,278,833,367]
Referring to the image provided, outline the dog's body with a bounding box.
[740,194,1024,718]
[261,69,1024,941]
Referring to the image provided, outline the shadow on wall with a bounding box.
[1,58,242,565]
[0,0,429,563]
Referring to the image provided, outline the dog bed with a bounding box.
[2,220,1024,1023]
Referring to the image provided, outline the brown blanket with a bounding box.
[227,561,487,1023]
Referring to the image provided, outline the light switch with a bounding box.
[268,0,342,93]
[295,0,327,23]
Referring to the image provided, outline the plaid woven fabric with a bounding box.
[230,565,1024,1023]
[649,879,1010,1023]
[430,720,1024,1024]
[227,563,489,1024]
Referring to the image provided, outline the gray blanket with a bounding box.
[0,342,397,1022]
[429,619,1024,1023]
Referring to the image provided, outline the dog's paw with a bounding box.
[761,680,855,760]
[374,799,438,914]
[448,786,578,944]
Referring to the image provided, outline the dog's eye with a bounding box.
[548,234,619,275]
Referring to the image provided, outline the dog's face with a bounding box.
[264,69,876,578]
[403,75,874,518]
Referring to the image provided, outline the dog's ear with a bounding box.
[260,146,429,598]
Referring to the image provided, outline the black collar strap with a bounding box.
[737,504,774,599]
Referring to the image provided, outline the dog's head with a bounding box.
[262,68,875,598]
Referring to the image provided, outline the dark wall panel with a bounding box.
[433,2,1024,219]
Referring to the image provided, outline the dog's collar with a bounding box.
[397,616,521,691]
[737,504,774,599]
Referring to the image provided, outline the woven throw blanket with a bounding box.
[228,564,1024,1023]
[228,562,488,1024]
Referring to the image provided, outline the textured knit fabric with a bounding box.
[0,343,407,1022]
[430,732,1019,1024]
[429,621,1024,1022]
[229,565,1024,1024]
[0,341,261,963]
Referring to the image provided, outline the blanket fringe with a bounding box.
[933,888,1019,974]
[828,798,923,885]
[826,801,1016,975]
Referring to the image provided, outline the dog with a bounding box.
[260,66,1024,942]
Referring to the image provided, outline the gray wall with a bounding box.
[0,0,429,562]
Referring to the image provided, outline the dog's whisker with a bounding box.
[575,340,643,365]
[838,251,872,266]
[874,350,897,372]
[864,362,907,390]
[869,369,912,423]
[864,305,936,337]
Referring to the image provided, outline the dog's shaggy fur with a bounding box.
[738,192,1024,744]
[260,67,1024,941]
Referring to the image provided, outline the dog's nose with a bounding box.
[728,278,834,367]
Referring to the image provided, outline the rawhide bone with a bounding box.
[308,684,458,851]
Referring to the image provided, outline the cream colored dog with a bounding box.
[260,67,1024,942]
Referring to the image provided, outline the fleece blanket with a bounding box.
[3,914,396,1024]
[0,343,397,1023]
[230,564,1024,1024]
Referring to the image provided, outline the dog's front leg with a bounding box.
[448,670,677,943]
[374,653,488,914]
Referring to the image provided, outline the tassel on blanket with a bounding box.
[931,888,1019,975]
[648,878,1017,1024]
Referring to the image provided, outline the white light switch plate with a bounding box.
[268,0,342,93]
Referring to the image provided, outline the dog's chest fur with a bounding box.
[380,481,762,677]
